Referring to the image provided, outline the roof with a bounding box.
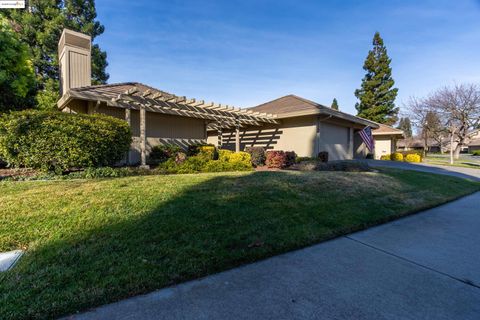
[57,82,279,129]
[470,139,480,147]
[248,95,379,128]
[397,138,440,148]
[372,123,404,136]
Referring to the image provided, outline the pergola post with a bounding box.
[125,108,131,165]
[218,125,223,148]
[235,118,240,152]
[140,106,147,168]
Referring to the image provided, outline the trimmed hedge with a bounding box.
[473,150,480,156]
[0,110,131,172]
[380,154,391,160]
[391,152,404,161]
[404,153,421,163]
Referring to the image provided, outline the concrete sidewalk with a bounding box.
[66,192,480,320]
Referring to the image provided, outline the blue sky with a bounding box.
[95,0,480,115]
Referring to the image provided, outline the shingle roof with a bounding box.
[372,123,404,136]
[248,95,378,127]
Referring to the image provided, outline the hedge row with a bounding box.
[380,151,422,163]
[0,110,132,172]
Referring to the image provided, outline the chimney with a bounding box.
[58,29,92,96]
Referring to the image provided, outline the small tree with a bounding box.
[355,32,399,125]
[0,17,36,112]
[425,84,480,163]
[397,117,412,138]
[331,98,339,110]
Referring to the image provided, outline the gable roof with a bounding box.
[372,123,404,136]
[248,95,378,128]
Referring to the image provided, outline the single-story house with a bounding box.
[397,138,441,153]
[468,130,480,153]
[371,123,404,159]
[57,29,402,165]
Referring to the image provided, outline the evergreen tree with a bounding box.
[331,98,339,110]
[2,0,108,110]
[355,32,398,125]
[397,117,412,138]
[0,17,36,112]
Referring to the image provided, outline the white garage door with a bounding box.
[319,122,349,160]
[374,137,392,159]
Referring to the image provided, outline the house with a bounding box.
[371,124,404,159]
[56,29,401,164]
[397,138,441,153]
[468,130,480,153]
[207,95,402,160]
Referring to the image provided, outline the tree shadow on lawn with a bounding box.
[1,170,477,319]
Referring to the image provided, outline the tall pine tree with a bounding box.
[397,117,412,138]
[331,98,339,110]
[2,0,108,110]
[355,32,398,125]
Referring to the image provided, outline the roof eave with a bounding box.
[276,109,379,128]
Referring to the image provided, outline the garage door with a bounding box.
[374,137,392,159]
[318,122,349,160]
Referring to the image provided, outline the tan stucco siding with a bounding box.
[210,116,317,157]
[209,116,356,159]
[374,135,396,159]
[66,103,206,164]
[318,122,349,161]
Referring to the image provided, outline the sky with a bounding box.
[94,0,480,116]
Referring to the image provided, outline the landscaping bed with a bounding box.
[1,169,479,319]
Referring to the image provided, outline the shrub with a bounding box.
[218,149,234,162]
[148,144,182,165]
[473,150,480,156]
[318,151,329,163]
[266,151,287,168]
[187,144,218,160]
[228,151,251,166]
[245,147,266,167]
[400,150,423,161]
[175,152,187,164]
[0,110,131,172]
[391,152,404,161]
[285,151,297,167]
[380,154,391,160]
[202,159,251,172]
[366,153,374,159]
[404,153,422,163]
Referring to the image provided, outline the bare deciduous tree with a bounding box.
[425,84,480,163]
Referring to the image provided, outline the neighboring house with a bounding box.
[397,138,441,153]
[371,124,404,159]
[56,29,400,164]
[468,130,480,153]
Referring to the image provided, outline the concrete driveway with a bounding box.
[67,192,480,320]
[365,159,480,181]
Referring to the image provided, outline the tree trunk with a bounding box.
[454,144,462,159]
[450,133,454,164]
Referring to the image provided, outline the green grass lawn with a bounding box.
[423,154,480,169]
[1,169,479,319]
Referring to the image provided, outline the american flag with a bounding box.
[359,126,374,152]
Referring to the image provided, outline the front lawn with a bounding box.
[1,169,479,319]
[423,154,480,169]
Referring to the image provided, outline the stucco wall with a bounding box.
[98,106,206,164]
[374,136,393,159]
[208,115,358,160]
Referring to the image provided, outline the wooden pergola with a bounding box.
[112,87,279,166]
